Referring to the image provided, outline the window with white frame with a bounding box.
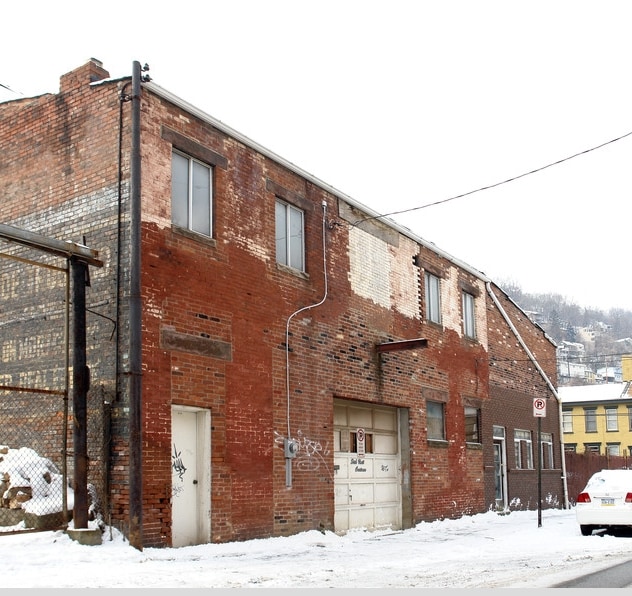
[427,401,446,441]
[275,199,305,271]
[628,407,632,431]
[462,291,476,339]
[171,149,213,237]
[605,407,619,432]
[540,432,554,469]
[514,429,533,469]
[584,408,597,433]
[464,406,480,443]
[562,409,573,433]
[424,272,442,324]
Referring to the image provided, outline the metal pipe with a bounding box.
[128,60,143,550]
[62,259,69,527]
[71,257,89,528]
[283,200,329,487]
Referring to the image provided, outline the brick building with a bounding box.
[0,59,565,548]
[485,290,566,511]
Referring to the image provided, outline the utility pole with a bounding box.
[71,257,89,529]
[128,60,143,551]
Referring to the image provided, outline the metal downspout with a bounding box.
[128,60,143,549]
[485,282,570,509]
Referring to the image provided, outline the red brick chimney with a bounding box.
[59,58,110,94]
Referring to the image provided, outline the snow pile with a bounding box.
[0,445,73,516]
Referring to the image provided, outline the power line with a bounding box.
[353,130,632,226]
[0,82,24,97]
[0,82,13,91]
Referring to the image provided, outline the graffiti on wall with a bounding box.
[274,430,333,478]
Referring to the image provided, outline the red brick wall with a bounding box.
[135,87,494,542]
[2,60,559,547]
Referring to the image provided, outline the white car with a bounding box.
[576,469,632,536]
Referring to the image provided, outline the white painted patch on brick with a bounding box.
[348,226,391,309]
[389,235,420,319]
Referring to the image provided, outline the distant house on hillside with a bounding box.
[557,341,593,385]
[596,367,622,384]
[559,383,632,455]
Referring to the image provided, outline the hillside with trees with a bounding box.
[498,280,632,382]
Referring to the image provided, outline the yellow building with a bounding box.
[559,383,632,456]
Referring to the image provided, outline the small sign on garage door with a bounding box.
[356,427,365,457]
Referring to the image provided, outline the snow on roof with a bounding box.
[558,382,632,404]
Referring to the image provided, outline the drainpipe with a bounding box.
[128,60,143,550]
[486,282,570,510]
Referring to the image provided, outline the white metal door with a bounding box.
[333,402,401,532]
[171,406,211,547]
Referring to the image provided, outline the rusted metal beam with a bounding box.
[0,385,66,395]
[0,223,102,267]
[376,338,428,353]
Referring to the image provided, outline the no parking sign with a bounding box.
[533,397,546,417]
[356,427,365,457]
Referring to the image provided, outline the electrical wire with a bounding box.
[353,130,632,226]
[491,351,632,364]
[0,81,23,96]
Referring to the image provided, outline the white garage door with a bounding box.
[333,401,401,532]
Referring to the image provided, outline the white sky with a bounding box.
[3,1,631,311]
[3,507,632,588]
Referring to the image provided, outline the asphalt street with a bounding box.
[554,558,632,588]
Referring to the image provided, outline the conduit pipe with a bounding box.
[486,282,569,509]
[284,200,329,486]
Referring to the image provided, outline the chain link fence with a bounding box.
[1,235,107,535]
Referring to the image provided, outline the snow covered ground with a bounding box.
[3,507,632,588]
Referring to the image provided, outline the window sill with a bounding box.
[427,439,449,448]
[276,262,310,281]
[171,225,216,248]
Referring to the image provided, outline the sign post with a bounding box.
[533,397,546,528]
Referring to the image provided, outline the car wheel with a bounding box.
[580,525,594,536]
